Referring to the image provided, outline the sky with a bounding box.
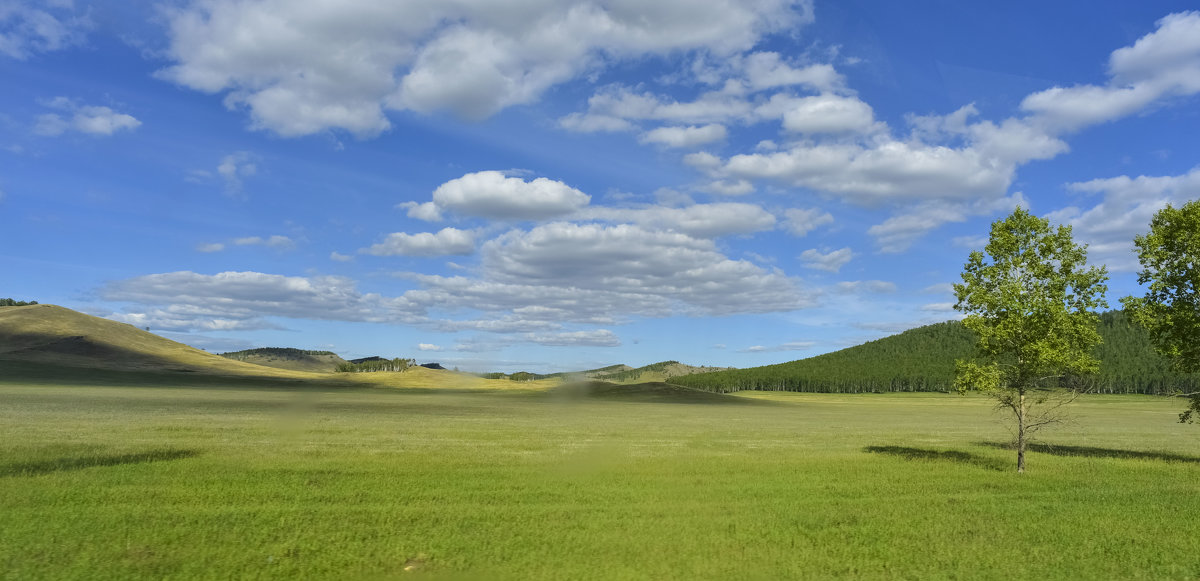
[3,1,1200,373]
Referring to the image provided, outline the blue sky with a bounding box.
[3,1,1200,373]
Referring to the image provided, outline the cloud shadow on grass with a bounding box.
[0,448,201,477]
[979,441,1200,464]
[863,445,1007,471]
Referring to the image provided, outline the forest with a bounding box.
[669,311,1199,395]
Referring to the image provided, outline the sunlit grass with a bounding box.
[1,383,1198,579]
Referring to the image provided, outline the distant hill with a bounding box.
[590,361,731,383]
[220,347,347,373]
[670,311,1199,395]
[0,304,315,378]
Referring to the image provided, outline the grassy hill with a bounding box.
[670,311,1199,395]
[220,347,348,373]
[589,361,732,383]
[0,304,317,378]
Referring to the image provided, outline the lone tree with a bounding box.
[954,208,1109,473]
[1121,200,1200,423]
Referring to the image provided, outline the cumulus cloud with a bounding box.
[101,271,419,331]
[0,2,88,60]
[417,343,441,351]
[33,98,141,137]
[772,94,879,134]
[397,201,443,222]
[582,202,776,238]
[1049,167,1200,271]
[526,329,620,347]
[428,171,590,220]
[361,227,475,257]
[638,123,727,148]
[330,251,354,262]
[799,247,854,272]
[1021,12,1200,132]
[783,207,833,237]
[157,0,808,136]
[196,242,225,253]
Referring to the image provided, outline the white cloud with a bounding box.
[783,207,833,237]
[799,247,853,273]
[526,329,620,347]
[921,283,955,295]
[158,0,809,136]
[742,51,842,92]
[196,242,225,253]
[1050,167,1200,271]
[0,2,88,60]
[582,202,776,238]
[362,227,475,257]
[1020,11,1200,132]
[919,302,956,312]
[430,171,590,220]
[723,140,1012,204]
[330,251,354,262]
[101,271,420,331]
[33,99,140,137]
[638,123,727,148]
[776,94,878,135]
[407,222,812,325]
[701,179,756,196]
[397,201,444,222]
[417,343,441,351]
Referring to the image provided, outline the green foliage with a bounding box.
[220,347,338,360]
[670,312,1196,396]
[335,357,414,373]
[1121,200,1200,423]
[0,298,38,307]
[670,322,978,393]
[954,208,1109,391]
[954,207,1108,471]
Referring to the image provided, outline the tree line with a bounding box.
[0,298,38,307]
[335,357,415,373]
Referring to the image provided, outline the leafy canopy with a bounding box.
[1121,200,1200,422]
[954,207,1109,394]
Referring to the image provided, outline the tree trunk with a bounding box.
[1016,390,1027,473]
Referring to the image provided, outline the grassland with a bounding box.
[2,377,1199,580]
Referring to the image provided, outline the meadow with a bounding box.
[2,379,1199,580]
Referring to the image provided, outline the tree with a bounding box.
[1121,200,1200,423]
[953,208,1109,472]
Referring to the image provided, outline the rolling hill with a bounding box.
[0,304,317,378]
[670,311,1199,395]
[219,347,348,373]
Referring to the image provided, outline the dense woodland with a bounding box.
[336,357,415,373]
[0,298,38,307]
[220,347,338,361]
[669,311,1198,395]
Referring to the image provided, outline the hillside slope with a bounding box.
[220,347,348,373]
[670,312,1198,395]
[0,304,315,377]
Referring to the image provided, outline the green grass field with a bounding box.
[2,380,1198,580]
